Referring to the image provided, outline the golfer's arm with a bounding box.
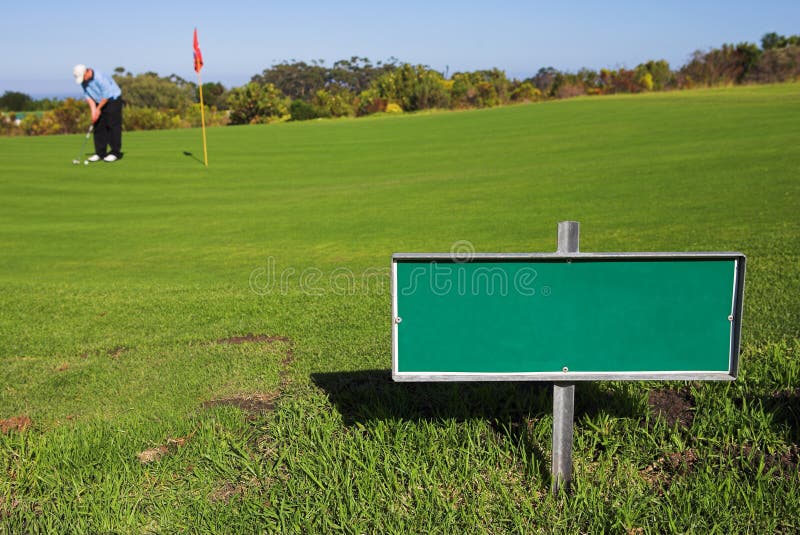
[96,98,109,111]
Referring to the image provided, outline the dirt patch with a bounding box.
[108,346,127,359]
[202,392,280,415]
[642,443,799,488]
[729,443,799,477]
[215,334,292,345]
[647,387,695,428]
[137,445,169,464]
[213,333,296,385]
[136,432,194,464]
[0,496,21,518]
[0,415,31,434]
[203,335,296,417]
[209,481,247,503]
[769,388,800,403]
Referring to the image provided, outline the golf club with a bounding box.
[72,124,94,165]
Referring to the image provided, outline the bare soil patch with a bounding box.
[108,346,127,359]
[202,334,296,417]
[647,387,695,428]
[209,481,248,503]
[136,432,195,464]
[215,334,292,346]
[0,415,31,434]
[202,392,280,415]
[729,443,799,477]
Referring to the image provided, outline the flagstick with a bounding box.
[197,71,208,167]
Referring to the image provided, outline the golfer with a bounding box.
[73,64,123,162]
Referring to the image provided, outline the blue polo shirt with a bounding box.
[82,70,121,104]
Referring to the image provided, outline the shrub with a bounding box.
[123,106,183,131]
[450,69,510,108]
[639,72,655,91]
[20,113,57,136]
[370,64,449,112]
[183,104,228,128]
[50,98,86,134]
[385,103,403,114]
[355,89,386,116]
[289,99,320,121]
[554,82,585,99]
[510,82,542,102]
[227,83,289,125]
[311,88,355,118]
[747,45,800,83]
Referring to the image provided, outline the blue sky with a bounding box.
[2,0,798,97]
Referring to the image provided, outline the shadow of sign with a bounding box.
[313,369,642,424]
[311,369,644,484]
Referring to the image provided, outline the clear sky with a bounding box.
[2,0,798,98]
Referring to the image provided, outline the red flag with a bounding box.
[193,28,204,73]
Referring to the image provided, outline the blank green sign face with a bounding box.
[393,258,742,378]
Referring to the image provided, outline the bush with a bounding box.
[355,89,386,116]
[311,88,355,118]
[183,104,228,128]
[510,82,542,102]
[227,83,289,125]
[554,82,585,99]
[747,45,800,83]
[639,72,655,91]
[451,69,510,108]
[123,106,183,131]
[0,112,21,136]
[50,98,87,134]
[289,100,320,121]
[370,64,449,112]
[19,113,55,136]
[385,103,403,114]
[114,71,195,111]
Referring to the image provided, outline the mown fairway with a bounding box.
[1,84,799,532]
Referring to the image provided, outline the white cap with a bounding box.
[73,64,87,84]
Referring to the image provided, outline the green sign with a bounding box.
[392,253,745,381]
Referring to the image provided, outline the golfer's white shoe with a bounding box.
[103,154,118,162]
[87,154,102,162]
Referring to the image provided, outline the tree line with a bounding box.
[2,32,798,136]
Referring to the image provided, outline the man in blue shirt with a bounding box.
[73,64,123,162]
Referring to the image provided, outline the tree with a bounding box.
[254,57,400,102]
[370,64,449,112]
[634,60,673,91]
[529,67,559,95]
[227,83,289,125]
[680,43,762,86]
[200,82,228,110]
[113,71,195,110]
[252,60,328,101]
[0,91,34,111]
[510,81,542,102]
[761,32,786,50]
[329,56,398,94]
[311,87,355,118]
[748,45,800,83]
[451,69,510,107]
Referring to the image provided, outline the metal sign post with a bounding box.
[552,221,578,494]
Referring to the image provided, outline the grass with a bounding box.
[1,83,799,532]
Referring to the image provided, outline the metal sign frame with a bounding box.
[392,251,746,382]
